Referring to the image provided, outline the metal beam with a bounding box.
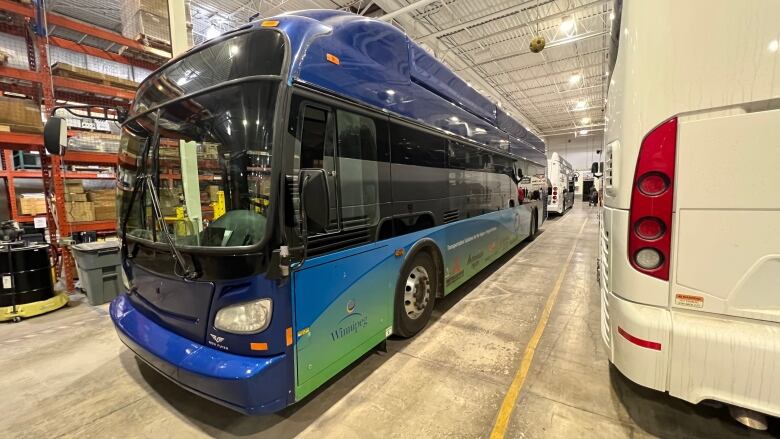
[0,0,170,59]
[509,74,604,95]
[495,62,604,87]
[467,30,608,69]
[417,0,542,41]
[543,123,605,134]
[418,0,609,43]
[379,0,441,22]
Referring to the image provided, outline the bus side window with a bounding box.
[336,110,380,229]
[298,106,335,169]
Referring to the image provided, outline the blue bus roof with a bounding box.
[259,10,546,165]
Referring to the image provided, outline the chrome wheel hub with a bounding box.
[404,265,431,320]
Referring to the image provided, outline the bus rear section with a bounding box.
[546,152,574,215]
[600,0,780,422]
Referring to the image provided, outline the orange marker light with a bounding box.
[394,248,404,257]
[286,327,293,346]
[261,20,279,27]
[250,342,268,351]
[326,53,340,65]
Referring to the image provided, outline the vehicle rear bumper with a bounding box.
[605,289,671,392]
[110,294,291,415]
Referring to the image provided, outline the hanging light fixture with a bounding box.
[529,0,546,53]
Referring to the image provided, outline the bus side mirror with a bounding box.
[300,169,330,234]
[591,161,603,178]
[43,116,68,155]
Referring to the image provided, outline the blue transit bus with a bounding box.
[106,10,547,414]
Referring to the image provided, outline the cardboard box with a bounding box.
[65,192,88,202]
[19,193,46,215]
[123,0,170,19]
[0,96,43,133]
[65,201,95,223]
[51,62,139,91]
[201,142,219,159]
[64,180,85,194]
[206,185,220,202]
[87,189,115,202]
[93,201,117,221]
[159,187,182,217]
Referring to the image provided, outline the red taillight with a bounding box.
[634,217,665,241]
[637,173,669,196]
[629,117,677,280]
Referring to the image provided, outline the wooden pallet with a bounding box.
[50,62,140,91]
[0,123,44,134]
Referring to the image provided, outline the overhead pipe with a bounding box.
[379,0,441,21]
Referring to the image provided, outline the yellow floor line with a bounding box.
[489,216,589,438]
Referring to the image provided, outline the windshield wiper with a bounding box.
[120,110,197,280]
[142,174,197,279]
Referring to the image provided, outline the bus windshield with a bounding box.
[117,30,286,250]
[118,81,278,249]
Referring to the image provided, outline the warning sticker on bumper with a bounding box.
[675,293,703,308]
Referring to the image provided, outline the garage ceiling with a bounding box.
[46,0,612,137]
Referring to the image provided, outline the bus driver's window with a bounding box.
[296,104,339,232]
[299,106,334,169]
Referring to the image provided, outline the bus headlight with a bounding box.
[214,298,272,334]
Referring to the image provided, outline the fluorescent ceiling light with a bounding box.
[581,117,591,124]
[560,16,576,35]
[573,100,587,111]
[579,129,589,135]
[769,40,779,52]
[568,73,582,85]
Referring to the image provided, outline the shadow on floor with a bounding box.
[609,363,779,438]
[121,230,545,437]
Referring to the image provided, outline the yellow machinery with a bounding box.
[0,293,68,322]
[211,190,226,220]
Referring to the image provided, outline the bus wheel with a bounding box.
[394,251,437,338]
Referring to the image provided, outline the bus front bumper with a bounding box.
[110,294,290,415]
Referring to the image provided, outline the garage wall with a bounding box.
[545,132,604,195]
[545,133,604,169]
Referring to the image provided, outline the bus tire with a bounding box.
[394,251,437,338]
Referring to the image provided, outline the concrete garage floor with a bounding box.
[1,202,778,438]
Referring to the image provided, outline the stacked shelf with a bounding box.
[0,0,170,290]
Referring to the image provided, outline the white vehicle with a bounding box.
[600,0,780,427]
[518,174,546,201]
[546,152,574,214]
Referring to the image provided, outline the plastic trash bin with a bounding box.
[70,241,122,306]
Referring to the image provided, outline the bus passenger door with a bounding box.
[292,104,395,399]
